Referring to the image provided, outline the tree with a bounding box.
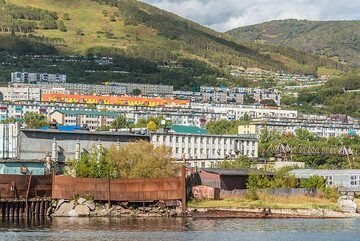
[63,13,70,20]
[270,167,297,188]
[76,28,84,36]
[111,115,127,129]
[109,14,116,22]
[131,88,141,95]
[66,141,179,179]
[58,20,67,32]
[23,112,48,129]
[146,120,157,131]
[300,176,326,189]
[66,145,115,178]
[109,141,178,178]
[216,156,252,169]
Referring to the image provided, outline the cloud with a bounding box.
[141,0,360,31]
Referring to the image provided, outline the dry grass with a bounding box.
[188,193,340,211]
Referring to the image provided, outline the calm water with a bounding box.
[0,217,360,241]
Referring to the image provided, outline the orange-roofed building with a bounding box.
[42,93,189,107]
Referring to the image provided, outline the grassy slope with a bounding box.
[8,0,141,54]
[189,194,340,211]
[1,0,344,75]
[227,19,360,67]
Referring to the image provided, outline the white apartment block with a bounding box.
[191,103,298,120]
[0,87,41,102]
[238,118,360,137]
[11,72,66,83]
[151,132,259,168]
[12,82,127,95]
[109,82,173,95]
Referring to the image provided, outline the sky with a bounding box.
[142,0,360,32]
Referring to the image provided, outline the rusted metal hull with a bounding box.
[52,176,184,202]
[0,174,52,199]
[0,199,52,217]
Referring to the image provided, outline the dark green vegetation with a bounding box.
[206,116,250,134]
[66,141,178,178]
[260,129,360,169]
[0,0,350,88]
[227,19,360,67]
[284,72,360,118]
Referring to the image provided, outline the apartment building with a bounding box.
[238,118,360,137]
[199,87,280,106]
[108,82,173,95]
[0,87,42,102]
[11,72,66,83]
[152,128,259,168]
[191,103,298,120]
[42,93,189,107]
[12,82,127,95]
[49,110,120,130]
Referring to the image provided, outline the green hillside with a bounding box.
[0,1,349,87]
[227,19,360,67]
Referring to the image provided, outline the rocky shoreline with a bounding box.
[189,207,360,219]
[51,198,183,218]
[49,195,360,219]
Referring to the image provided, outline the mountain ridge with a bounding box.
[227,19,360,67]
[0,1,350,85]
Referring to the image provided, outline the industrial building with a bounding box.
[289,169,360,190]
[151,126,258,168]
[0,123,150,166]
[199,168,273,190]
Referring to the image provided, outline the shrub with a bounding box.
[245,188,259,201]
[216,156,252,169]
[270,167,297,188]
[300,176,326,189]
[323,187,340,202]
[247,172,271,189]
[66,141,179,179]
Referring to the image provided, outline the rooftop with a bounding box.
[51,109,120,117]
[170,125,208,134]
[289,169,360,176]
[201,168,273,176]
[21,128,150,138]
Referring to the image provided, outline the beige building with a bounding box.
[0,87,41,102]
[238,123,257,135]
[49,110,120,130]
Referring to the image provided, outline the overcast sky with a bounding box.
[142,0,360,32]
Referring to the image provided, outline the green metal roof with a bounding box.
[52,109,120,117]
[170,125,208,134]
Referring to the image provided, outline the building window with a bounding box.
[350,175,358,186]
[324,175,333,186]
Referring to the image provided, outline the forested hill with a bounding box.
[0,0,346,76]
[227,19,360,67]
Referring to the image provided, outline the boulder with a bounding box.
[53,202,75,217]
[86,201,96,211]
[68,209,78,217]
[77,198,86,205]
[74,205,90,216]
[55,199,66,211]
[338,196,357,213]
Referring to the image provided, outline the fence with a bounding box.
[0,174,52,199]
[220,188,317,199]
[52,167,187,210]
